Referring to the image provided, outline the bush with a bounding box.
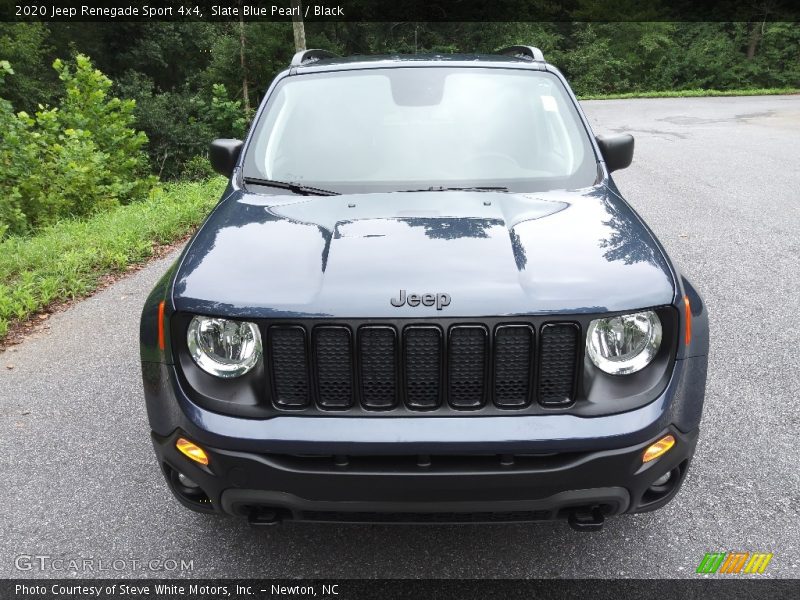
[0,55,156,237]
[118,76,248,179]
[180,154,217,180]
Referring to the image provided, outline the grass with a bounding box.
[0,178,226,340]
[578,87,800,100]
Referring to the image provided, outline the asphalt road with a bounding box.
[1,96,799,579]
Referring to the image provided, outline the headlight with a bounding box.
[187,316,262,378]
[586,311,662,375]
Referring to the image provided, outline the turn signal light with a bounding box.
[683,295,692,346]
[176,437,209,465]
[157,300,166,351]
[643,434,675,463]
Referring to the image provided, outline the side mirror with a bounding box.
[596,134,634,173]
[209,139,244,177]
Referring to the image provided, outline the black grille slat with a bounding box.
[403,327,443,409]
[538,323,579,405]
[494,325,534,407]
[359,326,398,409]
[313,326,354,408]
[448,326,488,408]
[269,326,310,407]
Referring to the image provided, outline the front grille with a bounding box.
[263,320,582,413]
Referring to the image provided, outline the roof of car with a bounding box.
[290,53,548,74]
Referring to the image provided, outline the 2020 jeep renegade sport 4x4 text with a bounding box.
[140,47,708,530]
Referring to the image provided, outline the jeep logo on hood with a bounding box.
[390,290,451,310]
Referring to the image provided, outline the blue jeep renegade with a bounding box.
[140,46,709,530]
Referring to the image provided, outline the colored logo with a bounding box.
[696,552,773,574]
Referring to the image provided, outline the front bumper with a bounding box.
[153,426,698,524]
[144,333,706,523]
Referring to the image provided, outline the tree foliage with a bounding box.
[0,55,155,238]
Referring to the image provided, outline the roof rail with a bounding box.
[290,49,338,67]
[497,45,545,62]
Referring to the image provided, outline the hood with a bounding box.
[172,187,675,318]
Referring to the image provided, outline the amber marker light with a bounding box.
[643,434,676,463]
[683,295,692,346]
[176,437,209,465]
[157,300,166,351]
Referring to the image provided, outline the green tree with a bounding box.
[202,21,293,108]
[0,23,59,110]
[559,25,629,95]
[0,60,31,238]
[117,74,246,179]
[0,55,155,237]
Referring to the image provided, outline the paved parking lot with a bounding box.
[1,96,798,578]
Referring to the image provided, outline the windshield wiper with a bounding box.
[398,186,509,193]
[243,177,339,196]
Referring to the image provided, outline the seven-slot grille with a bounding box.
[266,322,580,412]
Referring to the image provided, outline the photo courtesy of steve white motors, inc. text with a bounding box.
[13,583,338,597]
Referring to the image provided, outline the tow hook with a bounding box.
[568,506,605,532]
[248,507,282,527]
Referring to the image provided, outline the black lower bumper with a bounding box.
[152,426,698,525]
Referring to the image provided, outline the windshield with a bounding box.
[243,67,599,193]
